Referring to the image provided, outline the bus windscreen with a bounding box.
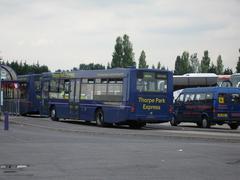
[137,72,167,93]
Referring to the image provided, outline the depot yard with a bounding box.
[0,116,240,180]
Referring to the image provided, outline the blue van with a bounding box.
[172,87,240,129]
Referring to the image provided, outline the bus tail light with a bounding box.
[169,105,173,113]
[130,104,136,113]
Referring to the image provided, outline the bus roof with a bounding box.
[182,87,240,94]
[40,68,171,79]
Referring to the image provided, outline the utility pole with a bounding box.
[0,51,2,117]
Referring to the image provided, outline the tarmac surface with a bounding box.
[0,116,240,180]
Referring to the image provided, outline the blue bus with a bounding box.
[17,74,42,115]
[172,87,240,129]
[40,68,173,128]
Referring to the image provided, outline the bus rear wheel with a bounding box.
[50,107,59,121]
[95,109,104,126]
[229,123,239,130]
[170,116,178,126]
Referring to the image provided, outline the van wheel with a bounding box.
[201,117,210,128]
[170,116,178,126]
[50,107,59,121]
[229,123,239,130]
[95,109,104,126]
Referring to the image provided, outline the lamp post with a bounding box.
[0,54,2,117]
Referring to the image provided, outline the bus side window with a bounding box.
[64,80,70,99]
[80,79,94,100]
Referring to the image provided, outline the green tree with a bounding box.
[174,56,181,75]
[157,62,161,69]
[122,34,135,67]
[200,50,211,73]
[107,62,111,69]
[181,51,190,74]
[138,50,148,68]
[189,53,199,73]
[111,37,123,68]
[152,64,155,69]
[236,49,240,73]
[224,67,233,75]
[111,34,136,68]
[174,52,191,75]
[216,55,224,74]
[208,62,217,73]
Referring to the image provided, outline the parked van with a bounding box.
[172,87,240,129]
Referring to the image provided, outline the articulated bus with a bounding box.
[39,68,173,128]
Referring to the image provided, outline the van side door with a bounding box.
[174,93,185,121]
[183,93,195,121]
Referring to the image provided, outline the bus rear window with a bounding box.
[137,72,167,93]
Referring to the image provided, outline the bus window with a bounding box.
[75,80,80,102]
[95,82,107,96]
[137,72,167,93]
[49,79,59,99]
[34,81,41,92]
[108,79,123,96]
[64,80,70,99]
[19,82,27,99]
[80,79,94,100]
[231,94,240,104]
[50,80,58,92]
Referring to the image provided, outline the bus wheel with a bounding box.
[95,109,104,126]
[170,116,178,126]
[50,107,59,121]
[229,123,239,130]
[201,117,210,128]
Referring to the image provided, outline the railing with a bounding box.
[2,99,20,115]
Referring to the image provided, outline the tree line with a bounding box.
[174,50,237,75]
[0,60,49,75]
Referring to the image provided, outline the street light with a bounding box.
[0,52,2,116]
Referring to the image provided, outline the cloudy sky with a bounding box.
[0,0,239,71]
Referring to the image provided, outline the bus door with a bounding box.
[40,81,49,116]
[229,93,240,123]
[69,79,80,119]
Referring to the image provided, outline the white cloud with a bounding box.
[0,0,239,71]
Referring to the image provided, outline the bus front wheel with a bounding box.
[229,123,239,130]
[95,109,104,126]
[201,117,210,128]
[50,107,59,121]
